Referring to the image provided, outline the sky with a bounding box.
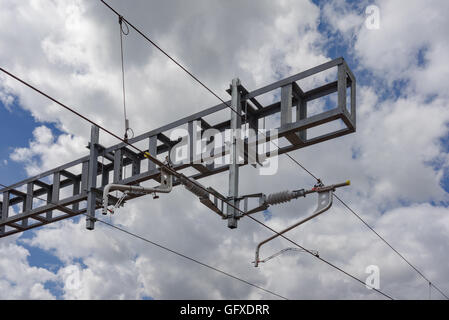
[1,0,449,300]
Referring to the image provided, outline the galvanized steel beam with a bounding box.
[0,57,356,237]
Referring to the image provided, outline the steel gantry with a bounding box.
[0,57,356,238]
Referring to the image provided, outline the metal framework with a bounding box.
[253,181,350,267]
[0,57,356,238]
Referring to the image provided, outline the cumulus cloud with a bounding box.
[325,0,449,99]
[10,125,86,176]
[0,88,14,110]
[0,236,56,299]
[1,0,449,300]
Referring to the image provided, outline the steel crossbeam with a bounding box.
[0,57,355,237]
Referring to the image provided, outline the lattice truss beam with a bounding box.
[0,57,355,238]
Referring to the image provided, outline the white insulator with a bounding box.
[266,190,295,205]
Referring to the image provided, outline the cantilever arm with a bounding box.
[102,169,172,215]
[254,190,333,267]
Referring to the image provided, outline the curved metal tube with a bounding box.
[254,190,333,267]
[102,170,172,215]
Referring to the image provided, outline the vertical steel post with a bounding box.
[148,136,158,173]
[72,178,80,212]
[188,120,199,165]
[86,125,99,230]
[113,149,123,183]
[23,182,33,227]
[51,172,60,219]
[281,84,303,145]
[227,78,242,229]
[297,98,307,142]
[81,161,89,192]
[0,191,8,234]
[337,63,347,114]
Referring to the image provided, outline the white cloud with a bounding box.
[1,0,449,300]
[322,0,449,99]
[10,125,86,176]
[354,1,449,98]
[0,236,56,299]
[0,88,14,110]
[322,0,365,35]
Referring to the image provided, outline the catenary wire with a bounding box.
[99,0,320,181]
[244,214,393,299]
[334,194,449,300]
[0,182,288,300]
[100,0,244,120]
[0,67,394,300]
[87,214,289,300]
[1,4,402,298]
[119,15,129,140]
[0,178,391,299]
[97,0,448,300]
